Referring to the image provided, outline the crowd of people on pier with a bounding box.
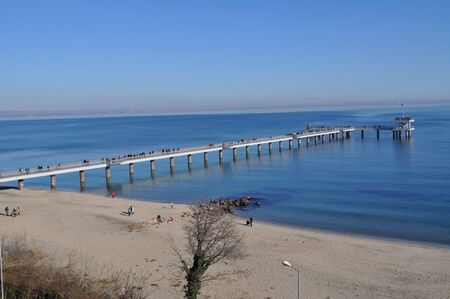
[12,163,64,176]
[223,136,270,147]
[297,126,345,135]
[106,147,184,163]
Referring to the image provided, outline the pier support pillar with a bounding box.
[187,154,193,169]
[79,170,86,192]
[203,152,208,167]
[297,138,302,148]
[233,148,237,160]
[278,141,283,151]
[106,178,112,192]
[322,135,325,143]
[288,139,292,149]
[361,130,364,139]
[18,179,24,190]
[219,150,223,163]
[268,142,273,153]
[128,164,135,182]
[329,134,332,142]
[377,130,380,139]
[50,175,56,190]
[306,138,310,147]
[170,157,175,174]
[105,166,111,190]
[129,163,135,175]
[314,136,318,145]
[105,166,111,179]
[245,146,250,158]
[257,144,262,155]
[150,160,155,177]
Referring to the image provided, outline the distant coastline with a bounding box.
[1,101,449,122]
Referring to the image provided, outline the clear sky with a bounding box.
[1,0,450,113]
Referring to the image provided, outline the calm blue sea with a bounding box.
[1,105,450,246]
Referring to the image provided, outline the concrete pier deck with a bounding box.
[224,135,293,149]
[112,144,223,165]
[0,161,106,184]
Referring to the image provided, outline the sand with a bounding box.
[1,189,449,299]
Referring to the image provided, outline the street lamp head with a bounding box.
[282,261,292,268]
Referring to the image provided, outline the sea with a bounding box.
[1,104,450,246]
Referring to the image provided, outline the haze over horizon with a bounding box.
[1,0,450,113]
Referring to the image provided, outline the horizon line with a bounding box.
[0,101,449,122]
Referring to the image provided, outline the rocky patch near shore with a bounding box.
[208,195,261,213]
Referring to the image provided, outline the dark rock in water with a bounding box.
[226,198,238,207]
[208,195,258,212]
[239,197,250,207]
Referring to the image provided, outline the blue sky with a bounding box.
[1,0,449,113]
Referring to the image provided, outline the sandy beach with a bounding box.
[1,189,449,299]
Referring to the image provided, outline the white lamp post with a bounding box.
[1,241,4,299]
[282,260,300,299]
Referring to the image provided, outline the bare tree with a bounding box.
[172,203,244,299]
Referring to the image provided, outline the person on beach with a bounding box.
[250,217,253,227]
[4,206,9,216]
[170,202,174,209]
[156,214,162,223]
[111,191,116,198]
[11,208,17,217]
[127,206,132,216]
[16,206,20,216]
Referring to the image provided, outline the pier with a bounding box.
[0,116,414,190]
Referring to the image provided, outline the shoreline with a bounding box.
[1,188,450,298]
[236,215,450,251]
[4,186,450,250]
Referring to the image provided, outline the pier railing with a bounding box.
[107,143,223,165]
[0,160,106,179]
